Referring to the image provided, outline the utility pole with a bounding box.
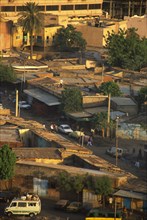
[115,116,119,166]
[101,64,104,83]
[15,90,19,117]
[107,93,111,137]
[110,0,113,18]
[128,0,131,17]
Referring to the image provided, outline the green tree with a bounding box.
[71,174,86,201]
[92,112,115,138]
[56,171,72,192]
[0,63,16,82]
[18,2,43,59]
[98,81,122,96]
[61,87,83,113]
[53,24,87,52]
[92,112,108,137]
[0,145,16,188]
[86,175,112,207]
[137,86,147,111]
[105,28,147,71]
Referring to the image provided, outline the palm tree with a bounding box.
[18,2,43,59]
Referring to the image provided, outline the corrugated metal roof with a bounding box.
[68,111,92,118]
[111,97,136,106]
[13,148,62,160]
[110,111,126,120]
[0,126,21,142]
[24,88,61,106]
[114,189,147,200]
[85,106,108,114]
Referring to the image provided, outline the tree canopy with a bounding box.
[0,144,16,180]
[137,86,147,111]
[18,2,43,59]
[0,63,16,82]
[98,81,122,96]
[57,171,72,192]
[61,87,83,113]
[86,175,112,207]
[105,28,147,71]
[53,25,87,52]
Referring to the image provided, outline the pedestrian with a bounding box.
[87,137,93,147]
[108,197,113,208]
[122,206,128,219]
[50,123,54,132]
[59,79,63,88]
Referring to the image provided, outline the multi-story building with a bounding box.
[0,0,103,22]
[103,0,147,18]
[0,0,103,51]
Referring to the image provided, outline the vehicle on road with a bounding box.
[18,101,31,109]
[0,191,18,203]
[85,208,122,220]
[58,124,73,134]
[54,199,70,210]
[5,194,41,217]
[66,201,83,212]
[106,147,129,158]
[69,130,85,140]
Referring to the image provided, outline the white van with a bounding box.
[106,146,128,158]
[5,194,41,217]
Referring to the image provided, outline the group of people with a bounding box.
[50,123,58,132]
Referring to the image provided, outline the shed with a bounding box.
[111,97,138,116]
[114,189,147,212]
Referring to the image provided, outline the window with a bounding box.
[28,202,36,207]
[46,5,58,11]
[1,6,15,12]
[38,6,45,11]
[18,202,26,207]
[16,6,24,11]
[89,4,101,9]
[46,36,49,43]
[75,4,87,10]
[61,5,73,11]
[10,202,17,207]
[36,36,42,43]
[16,36,20,39]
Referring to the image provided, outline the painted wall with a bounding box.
[118,123,147,142]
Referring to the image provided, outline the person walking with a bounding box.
[87,136,93,147]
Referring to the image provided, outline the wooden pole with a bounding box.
[15,90,19,117]
[107,93,111,137]
[115,117,119,166]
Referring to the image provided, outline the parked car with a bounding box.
[54,200,70,210]
[66,201,82,212]
[106,146,129,158]
[69,131,90,143]
[58,124,73,134]
[69,130,85,140]
[0,191,19,203]
[18,101,31,109]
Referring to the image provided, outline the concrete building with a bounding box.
[0,0,103,51]
[111,97,138,116]
[75,19,127,48]
[0,0,103,20]
[125,14,147,38]
[103,0,147,19]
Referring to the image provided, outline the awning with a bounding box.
[24,88,61,106]
[114,190,147,200]
[67,111,92,122]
